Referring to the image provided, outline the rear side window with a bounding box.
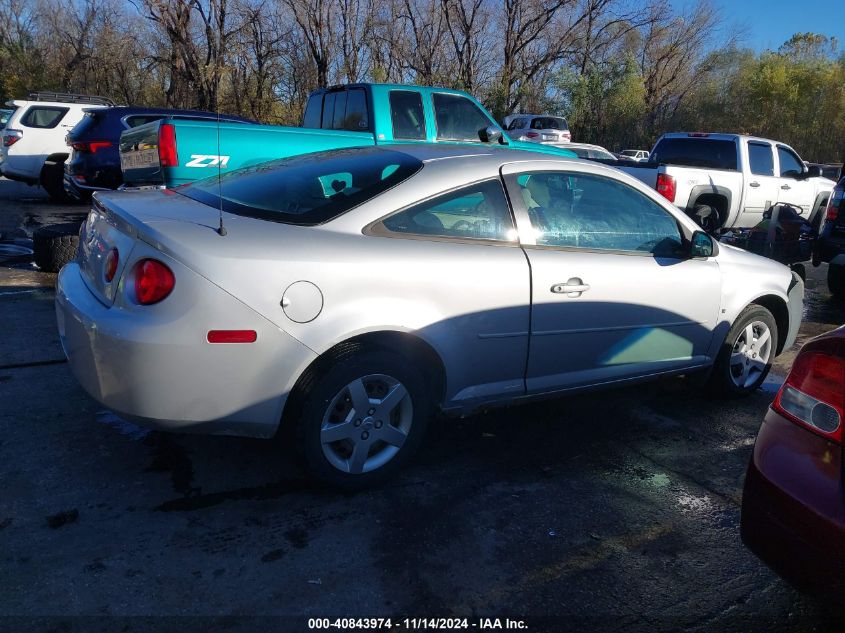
[180,147,422,226]
[747,142,774,176]
[380,180,515,242]
[303,93,322,128]
[390,91,426,140]
[777,146,804,178]
[20,106,68,129]
[650,138,738,171]
[433,93,491,141]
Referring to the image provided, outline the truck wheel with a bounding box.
[692,204,720,234]
[40,161,69,202]
[708,305,777,397]
[828,258,845,299]
[292,346,430,490]
[33,222,82,272]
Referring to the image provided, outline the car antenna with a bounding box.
[215,93,226,236]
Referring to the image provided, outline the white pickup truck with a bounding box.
[615,133,836,231]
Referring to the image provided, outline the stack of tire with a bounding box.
[33,222,82,273]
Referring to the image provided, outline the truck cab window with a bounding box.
[777,146,804,178]
[433,93,491,142]
[343,89,369,131]
[748,142,774,176]
[303,93,322,128]
[389,91,426,140]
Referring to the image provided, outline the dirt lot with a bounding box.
[1,180,845,632]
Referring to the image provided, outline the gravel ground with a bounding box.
[1,180,844,632]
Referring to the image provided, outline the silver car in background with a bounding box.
[56,145,803,488]
[505,114,571,144]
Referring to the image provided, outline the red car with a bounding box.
[741,325,845,595]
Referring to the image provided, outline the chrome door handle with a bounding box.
[551,278,590,297]
[781,184,791,190]
[749,182,760,188]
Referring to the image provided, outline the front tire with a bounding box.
[293,348,430,489]
[709,305,777,396]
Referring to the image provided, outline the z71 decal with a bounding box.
[186,155,230,168]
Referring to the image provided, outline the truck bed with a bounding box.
[120,119,375,187]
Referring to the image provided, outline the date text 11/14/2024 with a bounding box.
[307,618,529,630]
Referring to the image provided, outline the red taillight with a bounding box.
[104,248,119,283]
[826,190,842,221]
[71,141,112,153]
[3,129,22,147]
[207,330,258,344]
[158,123,178,167]
[134,259,175,305]
[773,350,845,443]
[525,132,539,138]
[656,173,676,202]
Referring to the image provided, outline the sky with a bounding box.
[669,0,845,52]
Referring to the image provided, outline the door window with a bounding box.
[433,93,490,141]
[20,106,68,129]
[777,146,804,178]
[380,180,515,242]
[517,171,683,256]
[389,91,426,140]
[748,142,774,176]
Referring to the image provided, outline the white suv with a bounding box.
[1,92,113,200]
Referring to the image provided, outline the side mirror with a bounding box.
[690,231,714,258]
[804,165,821,179]
[480,125,503,144]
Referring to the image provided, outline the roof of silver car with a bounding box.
[380,143,580,165]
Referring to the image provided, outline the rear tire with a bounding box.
[828,261,845,299]
[291,347,430,490]
[709,305,777,397]
[40,161,69,202]
[33,222,81,272]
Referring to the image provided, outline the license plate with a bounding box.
[542,134,557,141]
[120,148,159,171]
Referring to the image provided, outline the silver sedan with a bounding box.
[56,145,804,487]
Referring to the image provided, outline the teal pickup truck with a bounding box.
[119,83,576,187]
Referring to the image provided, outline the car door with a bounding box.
[739,140,781,226]
[776,145,815,214]
[502,163,722,392]
[369,178,530,405]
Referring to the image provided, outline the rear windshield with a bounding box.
[650,138,737,170]
[179,147,422,225]
[69,111,102,137]
[529,117,568,131]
